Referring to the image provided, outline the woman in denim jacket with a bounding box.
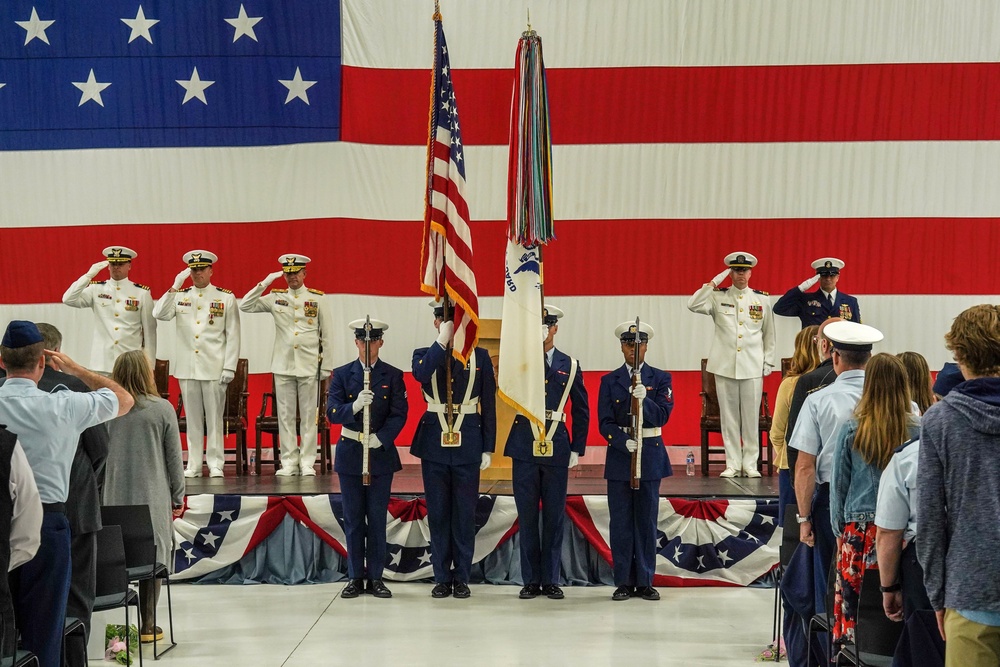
[830,353,921,645]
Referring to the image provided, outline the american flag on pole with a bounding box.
[419,6,480,364]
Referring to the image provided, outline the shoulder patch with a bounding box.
[178,286,192,293]
[753,289,769,296]
[270,288,288,294]
[134,283,150,291]
[307,288,324,295]
[715,287,727,292]
[90,280,106,285]
[216,287,233,294]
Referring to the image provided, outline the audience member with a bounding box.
[770,325,820,523]
[104,350,185,643]
[931,362,963,400]
[897,351,935,415]
[0,321,132,667]
[918,304,1000,666]
[829,353,920,646]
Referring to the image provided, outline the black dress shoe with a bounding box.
[636,586,660,601]
[452,582,471,598]
[431,582,452,598]
[341,579,364,599]
[519,584,541,599]
[542,584,564,600]
[368,579,392,598]
[611,585,632,601]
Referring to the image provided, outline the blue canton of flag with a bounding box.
[431,21,465,182]
[174,494,243,573]
[0,1,341,150]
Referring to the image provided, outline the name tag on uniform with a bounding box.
[533,440,554,457]
[98,293,113,300]
[441,431,461,447]
[721,302,735,308]
[275,299,289,306]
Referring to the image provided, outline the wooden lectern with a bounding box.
[478,319,515,481]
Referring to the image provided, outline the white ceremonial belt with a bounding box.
[341,428,363,442]
[426,400,479,414]
[545,410,566,423]
[620,427,662,438]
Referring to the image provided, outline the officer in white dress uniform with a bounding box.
[61,246,157,373]
[687,252,775,477]
[240,254,333,476]
[153,250,241,478]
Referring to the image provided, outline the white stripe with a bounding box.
[343,0,1000,69]
[4,294,981,376]
[6,141,1000,228]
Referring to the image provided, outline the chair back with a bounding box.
[153,359,170,400]
[780,505,800,567]
[700,359,721,422]
[101,505,156,570]
[95,525,129,598]
[224,358,249,423]
[780,357,792,378]
[855,568,905,656]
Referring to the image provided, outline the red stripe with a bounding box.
[342,63,1000,145]
[8,217,993,303]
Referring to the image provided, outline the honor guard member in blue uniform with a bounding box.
[326,318,408,599]
[598,321,673,602]
[241,254,334,476]
[411,300,497,599]
[505,305,589,600]
[153,250,241,478]
[688,252,775,477]
[62,246,157,373]
[774,257,861,328]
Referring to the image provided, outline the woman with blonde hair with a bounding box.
[104,350,185,644]
[830,353,920,645]
[897,351,935,415]
[769,325,821,522]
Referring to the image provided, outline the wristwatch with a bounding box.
[795,514,811,524]
[879,582,902,593]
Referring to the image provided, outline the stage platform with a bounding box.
[183,463,780,498]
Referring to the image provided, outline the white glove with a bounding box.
[263,270,284,285]
[625,439,638,453]
[436,320,454,347]
[568,452,580,469]
[542,324,550,341]
[631,384,647,400]
[172,268,191,290]
[219,370,234,385]
[87,260,109,278]
[762,365,773,377]
[480,453,492,470]
[711,269,730,287]
[319,369,331,381]
[798,274,820,292]
[351,389,374,414]
[364,433,382,450]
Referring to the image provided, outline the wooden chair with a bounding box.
[699,359,774,476]
[254,377,331,475]
[781,356,792,378]
[153,360,170,401]
[175,358,249,475]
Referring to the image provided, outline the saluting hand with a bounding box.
[798,274,820,291]
[45,349,85,377]
[263,270,284,285]
[436,320,454,347]
[171,268,192,291]
[711,269,730,288]
[87,260,110,278]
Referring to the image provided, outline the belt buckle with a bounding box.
[532,439,554,457]
[441,431,462,447]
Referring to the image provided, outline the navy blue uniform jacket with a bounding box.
[326,358,408,476]
[773,287,861,328]
[598,364,674,481]
[505,348,589,467]
[410,344,496,466]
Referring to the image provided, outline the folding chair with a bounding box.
[101,505,177,659]
[0,611,39,667]
[93,525,142,667]
[767,504,802,661]
[836,569,905,667]
[807,557,838,665]
[62,617,86,667]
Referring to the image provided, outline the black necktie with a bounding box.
[827,293,834,307]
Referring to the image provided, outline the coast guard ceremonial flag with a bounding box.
[498,241,546,428]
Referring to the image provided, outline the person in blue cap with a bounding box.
[774,257,862,328]
[0,321,133,667]
[326,318,407,600]
[504,305,589,600]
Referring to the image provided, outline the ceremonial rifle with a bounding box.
[362,316,372,486]
[629,316,643,490]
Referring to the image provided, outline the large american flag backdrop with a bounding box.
[0,1,993,449]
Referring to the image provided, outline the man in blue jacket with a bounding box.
[774,257,861,328]
[327,318,408,599]
[505,305,589,600]
[411,301,496,599]
[598,320,673,602]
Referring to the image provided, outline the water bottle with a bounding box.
[686,449,695,476]
[249,450,257,476]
